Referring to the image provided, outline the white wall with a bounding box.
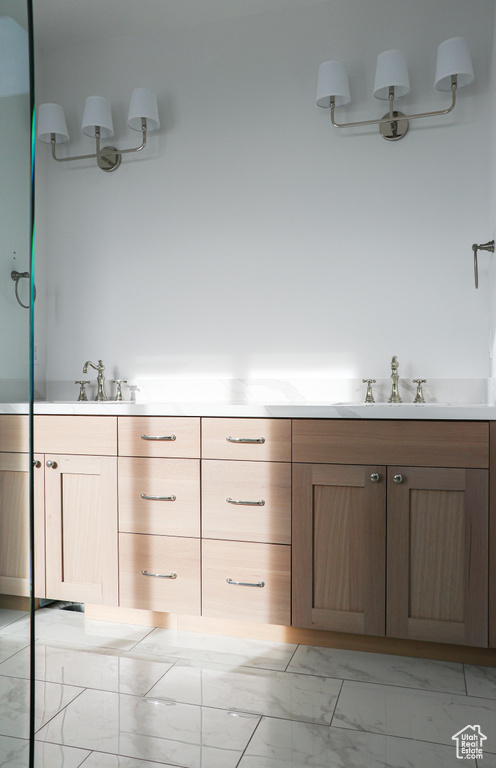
[34,0,494,391]
[0,12,31,399]
[488,8,496,379]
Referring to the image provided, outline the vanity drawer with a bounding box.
[292,420,489,468]
[119,533,200,615]
[202,418,291,462]
[34,416,117,455]
[202,460,291,544]
[118,417,200,458]
[118,457,200,537]
[202,539,291,625]
[0,415,29,453]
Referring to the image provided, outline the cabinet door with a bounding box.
[387,467,488,647]
[292,463,386,636]
[0,452,45,599]
[45,454,118,605]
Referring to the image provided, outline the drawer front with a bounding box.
[34,416,117,455]
[202,460,291,544]
[293,419,489,469]
[118,417,200,458]
[119,457,200,537]
[202,539,291,625]
[0,415,29,453]
[202,418,291,462]
[119,533,200,615]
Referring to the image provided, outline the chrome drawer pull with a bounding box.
[141,569,177,579]
[141,493,177,502]
[226,578,265,588]
[141,434,177,441]
[226,497,265,506]
[226,436,265,444]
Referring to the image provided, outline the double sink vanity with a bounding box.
[1,398,496,664]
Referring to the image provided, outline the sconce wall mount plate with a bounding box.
[97,147,121,172]
[316,37,474,141]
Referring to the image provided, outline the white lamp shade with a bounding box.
[316,61,351,108]
[81,96,114,138]
[373,49,411,100]
[435,37,474,91]
[127,88,160,132]
[37,103,69,144]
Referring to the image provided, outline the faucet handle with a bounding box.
[112,380,128,401]
[362,379,376,403]
[75,380,90,402]
[413,379,426,404]
[127,384,140,403]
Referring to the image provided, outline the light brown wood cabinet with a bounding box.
[0,415,45,600]
[387,466,488,647]
[292,463,386,636]
[201,418,292,625]
[39,453,118,606]
[119,532,201,615]
[34,416,118,606]
[117,417,201,614]
[0,452,45,600]
[202,539,291,625]
[292,420,490,647]
[202,459,291,544]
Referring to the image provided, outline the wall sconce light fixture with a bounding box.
[37,88,160,171]
[316,37,474,141]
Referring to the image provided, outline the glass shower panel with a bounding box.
[0,0,35,765]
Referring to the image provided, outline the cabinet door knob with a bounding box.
[393,474,403,484]
[33,460,42,469]
[370,473,380,482]
[46,460,58,469]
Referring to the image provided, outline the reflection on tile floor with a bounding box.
[1,606,496,767]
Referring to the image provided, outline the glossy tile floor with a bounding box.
[1,606,496,767]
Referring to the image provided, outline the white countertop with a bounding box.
[30,401,496,419]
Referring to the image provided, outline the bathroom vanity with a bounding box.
[3,407,496,663]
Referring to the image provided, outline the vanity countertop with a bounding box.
[29,401,496,419]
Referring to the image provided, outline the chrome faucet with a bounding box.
[388,355,402,403]
[82,359,108,401]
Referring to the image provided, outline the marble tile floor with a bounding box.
[1,606,496,767]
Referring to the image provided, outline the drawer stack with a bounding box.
[117,417,201,615]
[201,418,292,625]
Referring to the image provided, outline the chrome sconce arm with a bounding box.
[329,80,457,141]
[317,37,473,142]
[49,119,148,173]
[37,89,159,172]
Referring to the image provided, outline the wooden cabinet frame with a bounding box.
[387,466,488,647]
[292,463,386,636]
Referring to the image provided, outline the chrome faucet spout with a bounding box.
[388,355,402,403]
[82,359,108,401]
